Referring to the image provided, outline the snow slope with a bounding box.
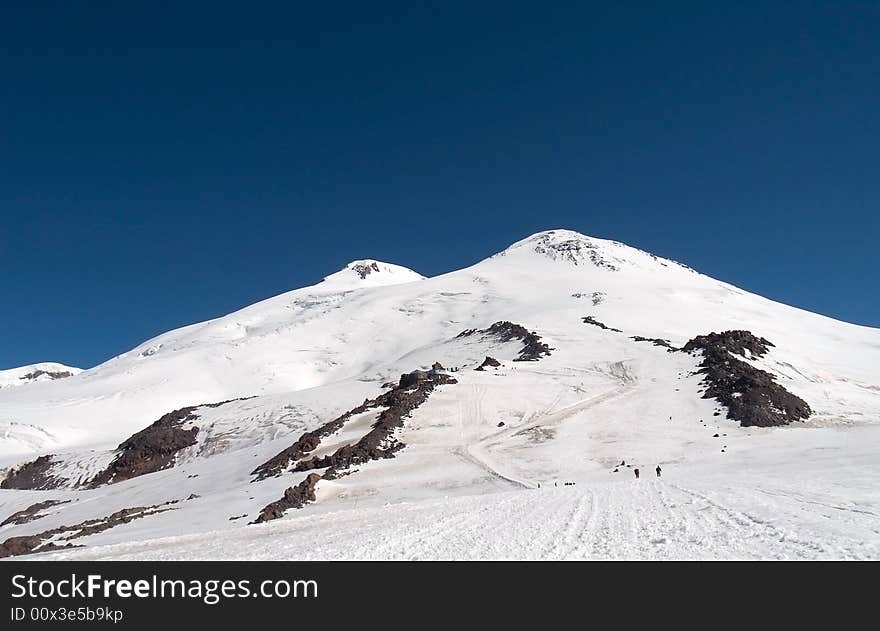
[1,230,878,560]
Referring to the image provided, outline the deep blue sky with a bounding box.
[2,2,878,369]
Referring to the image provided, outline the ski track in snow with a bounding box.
[32,480,880,561]
[465,384,635,489]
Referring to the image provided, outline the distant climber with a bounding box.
[634,468,640,479]
[656,465,662,478]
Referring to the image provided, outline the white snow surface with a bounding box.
[1,229,879,560]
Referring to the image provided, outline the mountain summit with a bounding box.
[320,259,425,289]
[0,362,81,390]
[499,229,694,273]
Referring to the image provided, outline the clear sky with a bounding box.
[2,2,878,369]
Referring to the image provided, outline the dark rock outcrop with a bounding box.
[251,473,322,523]
[87,397,252,488]
[682,330,774,358]
[19,369,74,381]
[2,398,252,491]
[87,407,201,487]
[1,455,65,490]
[475,356,501,371]
[1,499,71,527]
[295,370,457,479]
[630,336,676,350]
[681,330,812,427]
[0,502,177,558]
[252,369,458,523]
[582,316,623,333]
[457,321,552,361]
[251,410,357,481]
[253,370,457,481]
[351,261,381,279]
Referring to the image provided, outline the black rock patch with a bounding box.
[1,499,71,527]
[582,316,622,333]
[87,397,252,488]
[0,501,177,558]
[295,370,457,479]
[351,261,381,279]
[1,455,65,490]
[19,369,74,381]
[682,330,774,358]
[253,370,456,482]
[457,321,552,361]
[251,370,457,521]
[681,330,811,427]
[252,473,322,523]
[475,356,501,371]
[630,336,676,350]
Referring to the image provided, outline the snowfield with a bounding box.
[1,230,878,560]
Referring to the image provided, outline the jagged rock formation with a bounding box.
[457,321,552,361]
[351,261,381,279]
[0,499,71,527]
[682,331,812,427]
[87,398,250,487]
[475,356,501,371]
[252,407,364,481]
[630,335,675,349]
[0,502,177,558]
[0,455,64,490]
[582,316,623,333]
[296,370,457,479]
[516,231,620,270]
[252,369,457,521]
[87,407,201,487]
[683,331,775,358]
[20,369,74,381]
[253,368,457,481]
[252,473,321,524]
[0,398,252,490]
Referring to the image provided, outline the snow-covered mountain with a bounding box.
[0,362,81,390]
[1,230,878,560]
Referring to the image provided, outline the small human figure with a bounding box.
[634,468,640,479]
[656,465,662,478]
